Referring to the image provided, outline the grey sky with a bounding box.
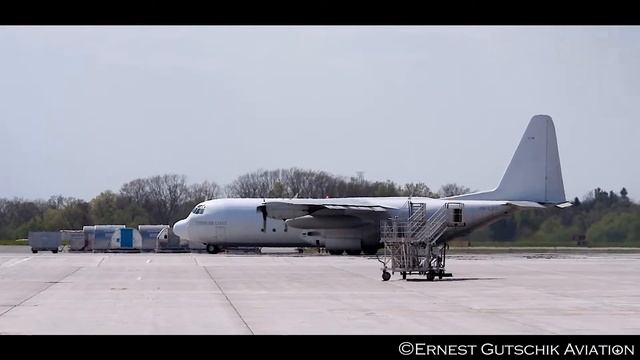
[1,26,638,201]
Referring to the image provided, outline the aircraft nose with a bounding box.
[173,219,190,240]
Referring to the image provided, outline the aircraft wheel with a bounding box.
[402,271,406,280]
[31,249,37,254]
[206,244,220,254]
[345,250,361,256]
[328,250,343,255]
[52,249,58,254]
[382,271,391,281]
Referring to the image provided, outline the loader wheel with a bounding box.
[382,271,391,281]
[426,271,435,281]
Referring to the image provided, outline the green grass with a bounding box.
[448,246,640,254]
[448,238,640,248]
[0,239,29,246]
[0,239,68,246]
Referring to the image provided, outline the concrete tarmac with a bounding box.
[0,251,638,334]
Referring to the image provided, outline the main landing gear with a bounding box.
[206,244,221,254]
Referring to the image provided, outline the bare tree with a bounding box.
[120,178,151,205]
[146,174,190,224]
[226,170,270,198]
[189,181,221,202]
[282,168,345,198]
[226,169,288,198]
[402,182,435,197]
[438,183,471,198]
[282,168,314,198]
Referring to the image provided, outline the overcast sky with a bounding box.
[0,26,638,201]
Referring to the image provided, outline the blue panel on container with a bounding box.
[121,228,133,248]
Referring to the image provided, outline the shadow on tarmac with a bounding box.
[404,277,502,282]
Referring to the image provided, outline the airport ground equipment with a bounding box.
[61,230,86,251]
[82,226,95,251]
[378,202,464,281]
[108,227,142,252]
[57,224,195,253]
[28,232,62,253]
[138,225,168,252]
[85,225,126,252]
[154,226,191,252]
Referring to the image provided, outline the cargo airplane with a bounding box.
[173,115,571,256]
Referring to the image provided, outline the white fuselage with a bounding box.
[173,197,515,251]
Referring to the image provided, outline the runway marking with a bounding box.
[203,266,254,335]
[1,257,31,267]
[0,266,81,318]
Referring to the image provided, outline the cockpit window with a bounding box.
[191,204,206,215]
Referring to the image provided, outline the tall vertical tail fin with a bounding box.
[448,115,567,204]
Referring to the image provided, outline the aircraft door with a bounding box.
[257,205,268,233]
[216,226,226,242]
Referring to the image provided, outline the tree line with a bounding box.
[0,168,637,247]
[464,187,639,247]
[0,169,467,240]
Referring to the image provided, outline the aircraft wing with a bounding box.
[261,200,394,220]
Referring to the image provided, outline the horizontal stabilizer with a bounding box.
[555,201,573,209]
[506,201,546,209]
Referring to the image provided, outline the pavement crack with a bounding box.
[202,266,254,335]
[0,266,81,318]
